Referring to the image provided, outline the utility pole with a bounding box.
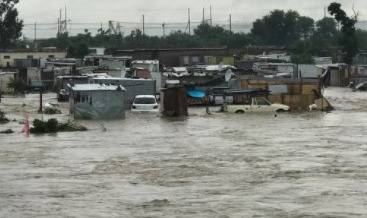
[34,22,37,41]
[38,89,43,114]
[202,8,205,23]
[57,18,60,36]
[58,9,62,36]
[210,5,212,26]
[229,14,232,32]
[188,8,191,35]
[65,5,67,31]
[142,15,145,35]
[162,23,166,37]
[34,22,37,49]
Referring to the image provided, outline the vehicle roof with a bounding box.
[70,84,126,91]
[135,95,156,98]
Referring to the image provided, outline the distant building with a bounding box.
[88,47,106,56]
[111,47,231,67]
[0,48,67,68]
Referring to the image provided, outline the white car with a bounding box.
[131,95,159,112]
[223,97,289,113]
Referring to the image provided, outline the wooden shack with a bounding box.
[239,77,321,110]
[160,86,188,117]
[69,84,126,120]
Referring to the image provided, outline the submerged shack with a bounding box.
[161,85,188,117]
[69,84,126,120]
[92,77,156,109]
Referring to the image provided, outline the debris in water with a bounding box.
[0,129,14,134]
[0,110,9,124]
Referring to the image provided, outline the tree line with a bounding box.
[1,1,365,64]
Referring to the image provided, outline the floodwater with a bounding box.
[0,87,367,218]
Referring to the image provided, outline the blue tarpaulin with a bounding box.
[187,89,206,98]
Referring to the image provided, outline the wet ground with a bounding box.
[0,87,367,218]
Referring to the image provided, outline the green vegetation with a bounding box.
[0,110,10,124]
[328,2,358,64]
[0,0,23,48]
[30,119,87,134]
[44,107,62,115]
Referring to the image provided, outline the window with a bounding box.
[27,55,33,59]
[4,56,10,59]
[255,97,271,106]
[134,97,156,104]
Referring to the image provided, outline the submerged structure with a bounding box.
[160,82,188,117]
[69,84,126,120]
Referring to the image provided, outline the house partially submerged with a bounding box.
[92,77,156,109]
[69,84,126,120]
[130,60,161,93]
[317,64,349,87]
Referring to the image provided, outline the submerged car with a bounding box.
[223,97,290,113]
[131,95,159,112]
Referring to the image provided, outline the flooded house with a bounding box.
[92,77,156,109]
[317,64,349,87]
[131,60,161,93]
[69,84,126,120]
[55,75,90,101]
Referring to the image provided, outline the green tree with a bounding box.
[328,2,358,64]
[251,10,313,46]
[0,0,23,48]
[311,17,339,56]
[298,16,315,40]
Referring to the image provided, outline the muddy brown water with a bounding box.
[0,87,367,217]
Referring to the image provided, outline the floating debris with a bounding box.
[0,129,14,134]
[0,110,10,124]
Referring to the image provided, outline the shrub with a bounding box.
[30,119,87,134]
[44,108,62,115]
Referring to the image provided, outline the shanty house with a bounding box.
[69,84,126,120]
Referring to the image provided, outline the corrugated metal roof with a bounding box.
[71,84,126,91]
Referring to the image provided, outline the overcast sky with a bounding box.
[17,0,367,38]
